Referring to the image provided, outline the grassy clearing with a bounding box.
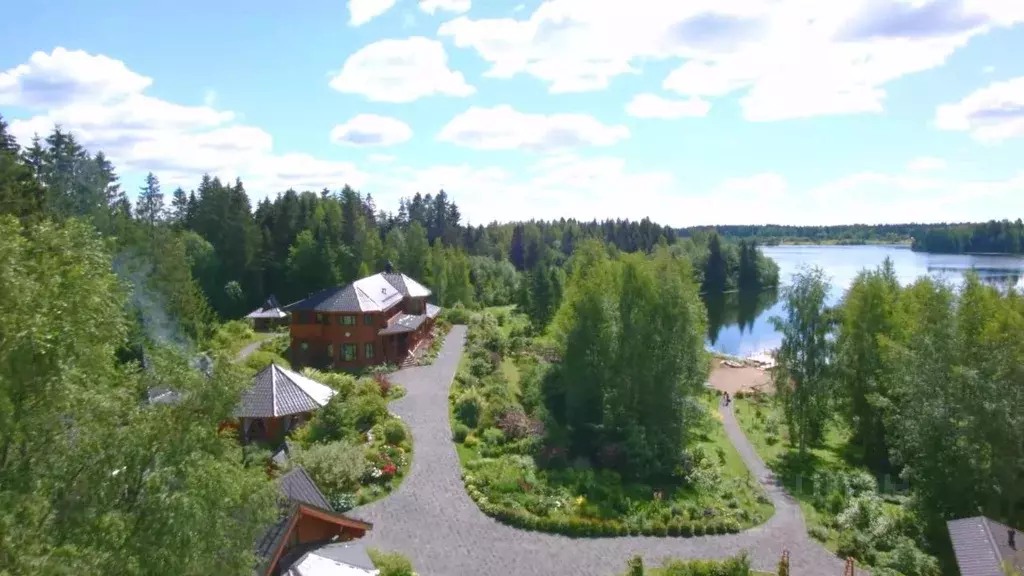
[732,394,927,576]
[733,395,846,552]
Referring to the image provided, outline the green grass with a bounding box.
[732,396,850,553]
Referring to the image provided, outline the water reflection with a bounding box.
[705,245,1024,357]
[926,266,1022,288]
[704,287,780,346]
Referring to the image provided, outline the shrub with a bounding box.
[349,393,389,432]
[445,303,472,325]
[291,441,367,496]
[482,427,505,446]
[330,492,357,512]
[383,419,407,446]
[635,552,753,576]
[837,530,875,564]
[242,444,272,469]
[367,549,415,576]
[809,524,830,542]
[454,391,483,428]
[452,423,470,443]
[464,435,479,448]
[375,373,392,397]
[243,350,289,374]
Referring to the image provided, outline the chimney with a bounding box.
[1011,528,1017,550]
[384,260,393,274]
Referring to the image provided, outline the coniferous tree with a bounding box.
[136,172,165,231]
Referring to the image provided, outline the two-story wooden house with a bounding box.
[284,269,441,370]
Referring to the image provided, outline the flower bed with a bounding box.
[450,310,773,538]
[286,370,413,510]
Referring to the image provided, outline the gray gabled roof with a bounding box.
[948,516,1024,576]
[285,272,431,313]
[255,467,373,576]
[247,294,288,319]
[378,313,427,335]
[279,466,332,510]
[236,364,336,418]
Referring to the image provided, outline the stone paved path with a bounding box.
[234,334,276,363]
[353,326,860,576]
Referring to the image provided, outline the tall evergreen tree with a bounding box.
[136,172,164,231]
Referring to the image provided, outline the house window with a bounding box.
[364,314,373,325]
[327,344,334,358]
[339,315,356,326]
[364,343,375,359]
[342,343,357,361]
[317,313,332,325]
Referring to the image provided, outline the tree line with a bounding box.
[772,261,1024,565]
[910,218,1024,254]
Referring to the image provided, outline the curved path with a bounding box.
[353,326,858,576]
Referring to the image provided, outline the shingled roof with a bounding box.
[947,516,1024,576]
[284,272,431,313]
[236,364,336,418]
[247,294,288,319]
[255,467,373,576]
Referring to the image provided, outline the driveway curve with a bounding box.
[353,326,857,576]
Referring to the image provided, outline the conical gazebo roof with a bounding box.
[236,363,336,418]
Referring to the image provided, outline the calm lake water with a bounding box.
[704,244,1024,358]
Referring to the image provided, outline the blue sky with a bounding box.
[2,0,1023,226]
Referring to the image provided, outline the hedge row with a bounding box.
[466,488,743,538]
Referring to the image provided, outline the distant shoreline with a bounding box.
[763,239,914,247]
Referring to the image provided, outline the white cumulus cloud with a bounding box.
[330,114,413,147]
[439,0,1024,120]
[0,47,151,108]
[3,48,367,193]
[626,93,710,119]
[349,0,397,26]
[419,0,471,15]
[437,105,630,151]
[329,37,475,103]
[935,76,1024,142]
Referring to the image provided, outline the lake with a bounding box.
[704,244,1024,358]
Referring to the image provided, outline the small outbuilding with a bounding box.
[256,467,373,576]
[248,295,289,332]
[236,363,336,443]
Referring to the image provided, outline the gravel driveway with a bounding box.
[352,326,860,576]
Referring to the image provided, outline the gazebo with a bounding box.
[246,295,288,332]
[236,363,336,442]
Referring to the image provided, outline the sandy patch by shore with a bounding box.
[708,358,773,394]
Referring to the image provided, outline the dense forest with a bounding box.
[681,224,930,245]
[910,218,1024,254]
[0,114,779,339]
[689,221,1024,255]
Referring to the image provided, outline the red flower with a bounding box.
[382,463,398,476]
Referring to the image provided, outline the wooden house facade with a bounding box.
[285,270,440,370]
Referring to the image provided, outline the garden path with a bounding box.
[352,326,862,576]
